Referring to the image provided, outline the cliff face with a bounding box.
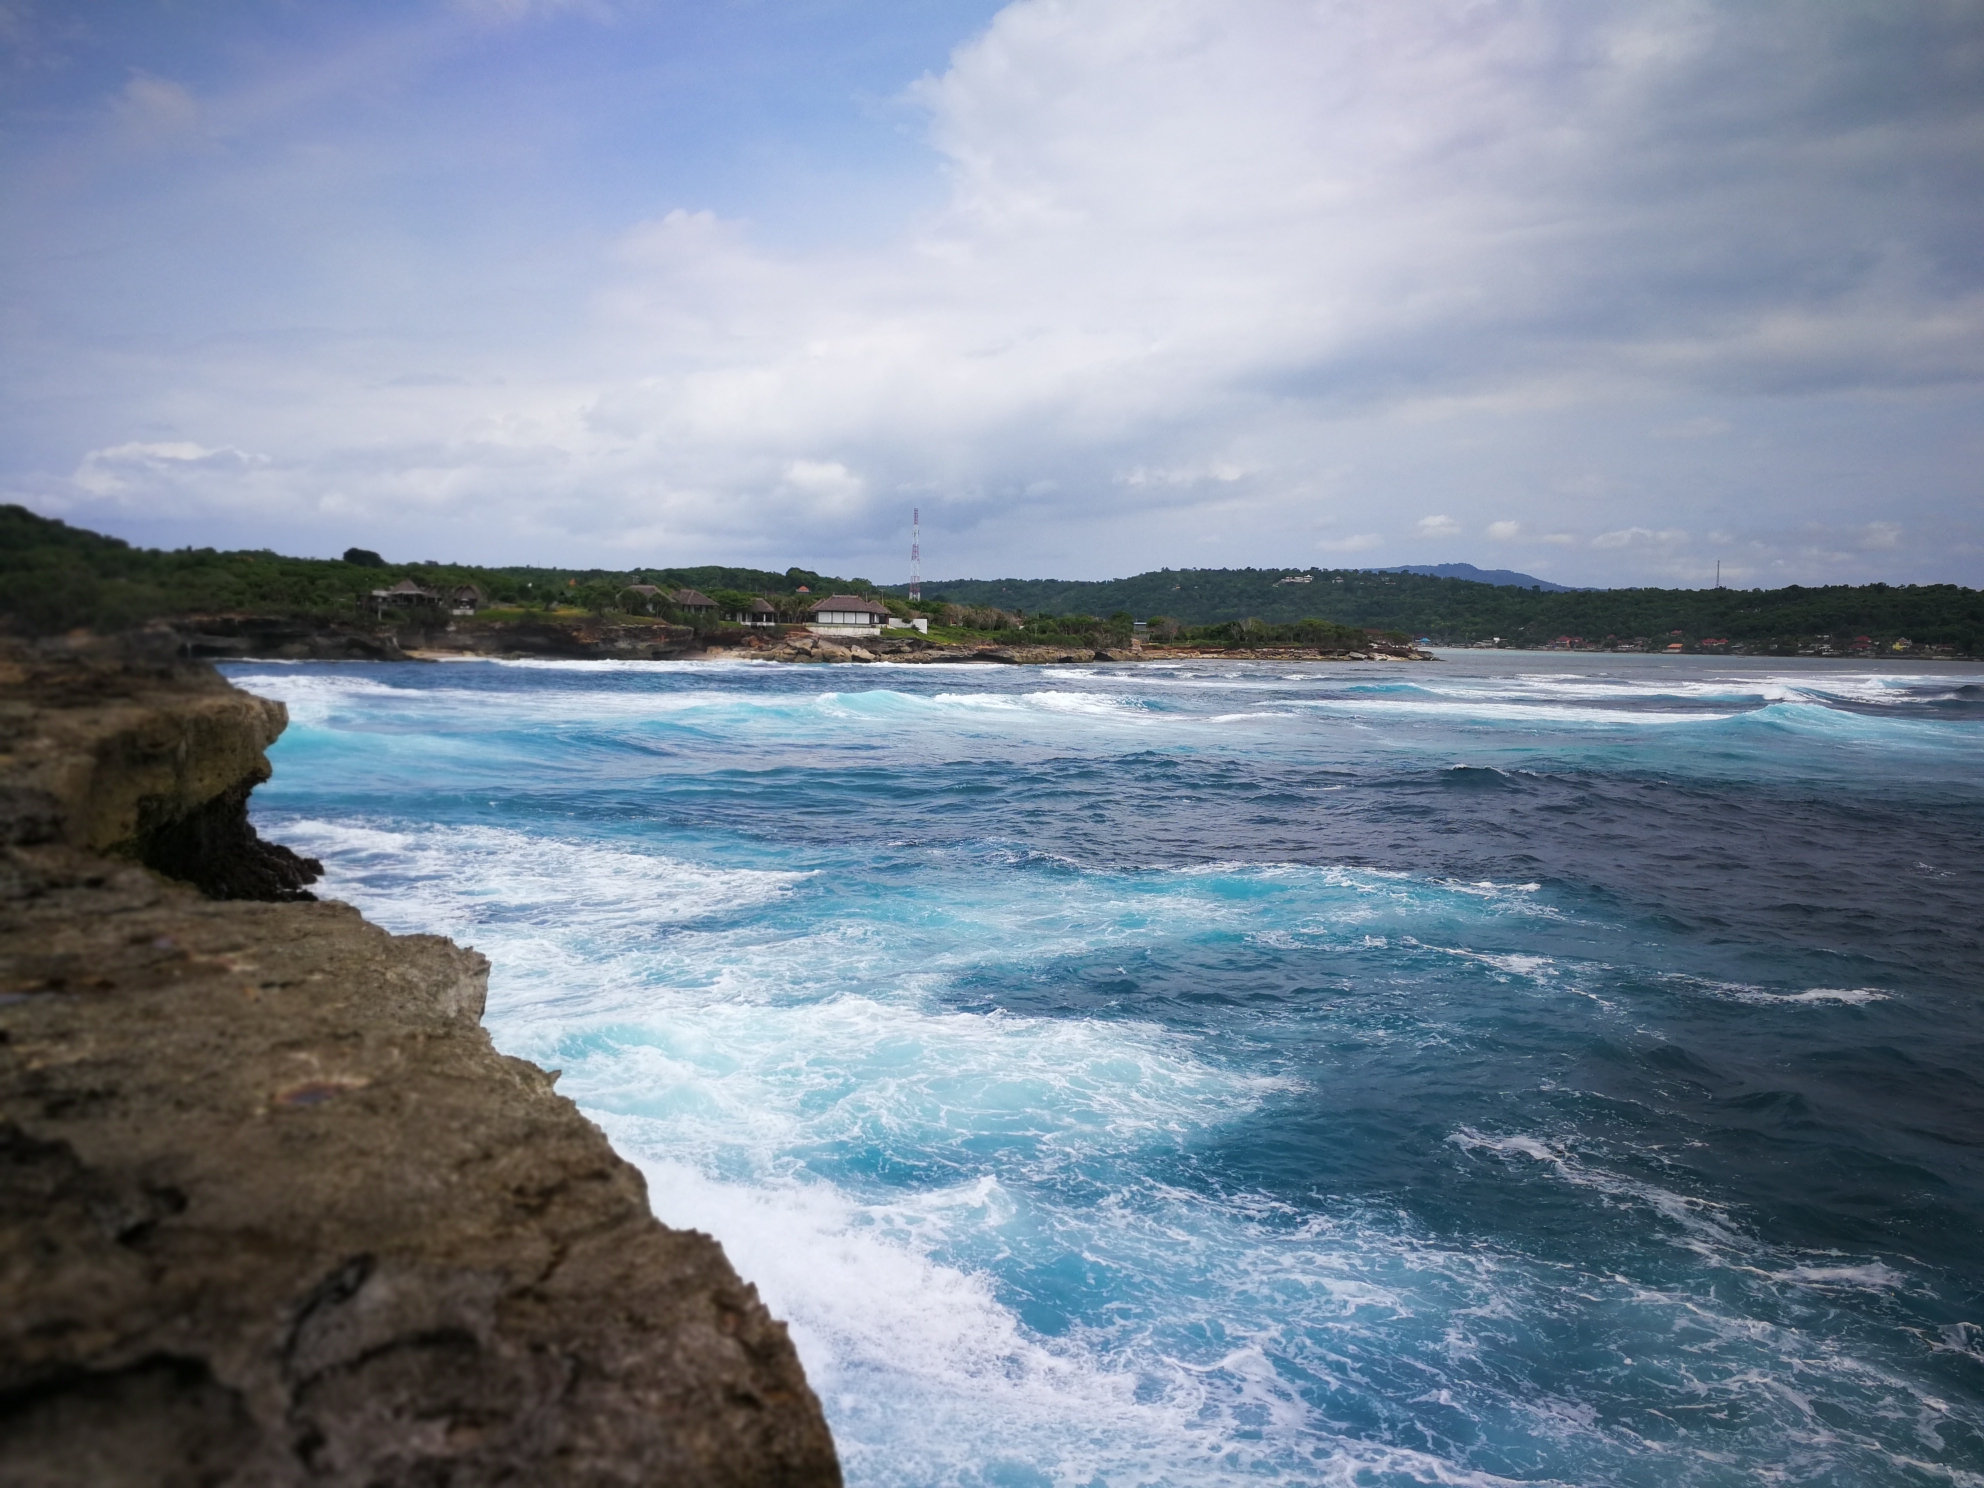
[0,640,840,1487]
[0,645,323,899]
[167,616,699,665]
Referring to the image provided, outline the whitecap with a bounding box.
[1766,1261,1906,1290]
[1667,975,1892,1007]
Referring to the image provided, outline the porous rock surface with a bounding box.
[0,639,840,1487]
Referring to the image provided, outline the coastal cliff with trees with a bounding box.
[2,506,1977,658]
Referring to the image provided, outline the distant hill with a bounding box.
[903,565,1981,654]
[904,566,1581,626]
[1368,563,1586,592]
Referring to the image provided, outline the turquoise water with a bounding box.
[231,654,1984,1487]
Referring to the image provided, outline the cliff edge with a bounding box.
[0,639,841,1486]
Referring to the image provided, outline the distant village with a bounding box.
[368,576,924,638]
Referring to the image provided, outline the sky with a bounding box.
[2,0,1981,589]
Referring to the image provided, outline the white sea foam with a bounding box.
[548,992,1279,1182]
[614,1146,1623,1487]
[1765,1261,1907,1290]
[616,1160,1194,1485]
[277,820,808,944]
[1775,987,1891,1005]
[490,656,749,673]
[1289,697,1737,725]
[1664,974,1892,1007]
[229,670,424,721]
[1431,947,1559,979]
[925,688,1143,721]
[1450,1130,1561,1164]
[240,668,792,730]
[1345,667,1974,719]
[1450,1127,1750,1247]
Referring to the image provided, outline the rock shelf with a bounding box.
[0,638,840,1487]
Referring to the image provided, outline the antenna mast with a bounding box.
[909,507,922,601]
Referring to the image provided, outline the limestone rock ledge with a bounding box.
[0,641,841,1487]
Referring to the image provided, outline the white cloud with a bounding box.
[546,0,1984,573]
[1859,521,1902,551]
[11,0,1983,580]
[1591,526,1688,550]
[110,72,205,147]
[778,459,867,515]
[74,441,268,499]
[1120,463,1249,488]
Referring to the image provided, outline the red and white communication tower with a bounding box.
[909,507,922,601]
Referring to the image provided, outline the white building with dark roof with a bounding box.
[807,595,889,636]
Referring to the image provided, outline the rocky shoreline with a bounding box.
[163,615,1435,665]
[0,637,840,1486]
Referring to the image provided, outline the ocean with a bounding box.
[227,653,1984,1487]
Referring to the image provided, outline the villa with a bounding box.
[807,595,890,636]
[667,589,717,617]
[370,578,439,617]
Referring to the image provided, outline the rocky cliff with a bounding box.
[0,638,841,1487]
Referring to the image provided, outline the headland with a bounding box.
[0,636,841,1485]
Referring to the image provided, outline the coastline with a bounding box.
[160,614,1436,666]
[0,637,841,1485]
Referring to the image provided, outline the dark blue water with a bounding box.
[231,654,1984,1487]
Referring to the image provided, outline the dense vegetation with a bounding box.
[0,506,890,634]
[2,506,1977,655]
[910,567,1983,655]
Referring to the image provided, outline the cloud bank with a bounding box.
[3,0,1980,584]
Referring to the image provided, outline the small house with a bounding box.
[668,589,717,616]
[725,598,779,627]
[370,577,440,618]
[621,583,663,614]
[807,595,890,636]
[450,584,485,616]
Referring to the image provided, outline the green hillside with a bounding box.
[0,506,880,634]
[903,567,1983,655]
[2,506,1977,655]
